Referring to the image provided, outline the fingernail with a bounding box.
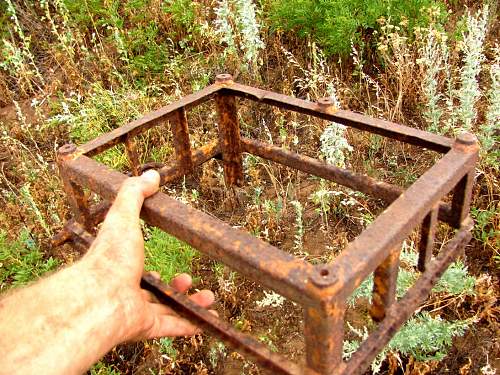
[141,169,160,183]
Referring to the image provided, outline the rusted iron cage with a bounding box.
[53,74,478,375]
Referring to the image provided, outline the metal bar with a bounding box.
[308,139,478,298]
[157,140,220,185]
[215,75,244,186]
[417,206,439,272]
[338,219,473,375]
[62,154,316,305]
[450,172,475,229]
[370,244,401,322]
[125,135,140,176]
[58,144,92,231]
[79,84,221,157]
[224,84,453,153]
[304,300,345,374]
[240,137,454,225]
[141,273,306,375]
[171,108,194,174]
[52,201,110,247]
[57,222,306,375]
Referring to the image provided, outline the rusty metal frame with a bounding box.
[53,74,478,375]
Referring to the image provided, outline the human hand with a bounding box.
[81,170,215,342]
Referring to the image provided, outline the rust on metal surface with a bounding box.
[141,273,306,375]
[57,144,92,232]
[338,219,473,375]
[224,83,453,153]
[241,137,455,225]
[215,75,244,187]
[125,135,140,176]
[62,154,317,305]
[53,78,478,375]
[171,108,194,174]
[418,206,439,272]
[370,244,401,322]
[304,300,345,373]
[158,141,220,185]
[79,84,221,157]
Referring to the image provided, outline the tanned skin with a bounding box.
[0,170,215,374]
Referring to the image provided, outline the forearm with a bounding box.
[0,260,127,375]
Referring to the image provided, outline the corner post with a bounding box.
[370,244,401,322]
[57,144,92,232]
[172,107,194,174]
[215,74,244,187]
[305,267,345,374]
[450,133,479,228]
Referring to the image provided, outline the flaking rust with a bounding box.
[54,75,478,375]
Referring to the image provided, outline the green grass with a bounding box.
[144,227,197,282]
[0,230,59,291]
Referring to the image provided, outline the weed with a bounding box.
[90,362,120,375]
[0,230,59,290]
[290,200,304,253]
[456,5,489,132]
[214,0,264,71]
[255,290,286,308]
[144,227,197,282]
[346,241,476,369]
[268,0,447,57]
[481,44,500,164]
[157,337,178,360]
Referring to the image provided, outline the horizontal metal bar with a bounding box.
[58,222,305,375]
[80,84,221,157]
[225,84,452,153]
[52,201,110,247]
[158,141,220,185]
[63,155,317,305]
[338,218,473,375]
[309,143,477,296]
[141,273,306,375]
[240,137,454,224]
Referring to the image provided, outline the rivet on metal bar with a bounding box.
[418,205,439,272]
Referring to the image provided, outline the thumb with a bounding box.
[102,170,160,231]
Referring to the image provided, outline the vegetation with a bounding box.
[0,0,498,373]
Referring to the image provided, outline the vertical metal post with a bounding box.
[418,206,438,272]
[57,144,92,232]
[215,74,244,187]
[370,245,401,322]
[171,107,194,174]
[304,300,345,374]
[125,135,140,176]
[450,133,478,228]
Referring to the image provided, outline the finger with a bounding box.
[149,271,161,280]
[169,273,192,293]
[102,170,160,232]
[189,290,215,308]
[152,315,202,337]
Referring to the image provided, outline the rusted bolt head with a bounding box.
[58,143,77,156]
[317,97,335,108]
[216,73,234,84]
[456,132,477,146]
[309,266,337,288]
